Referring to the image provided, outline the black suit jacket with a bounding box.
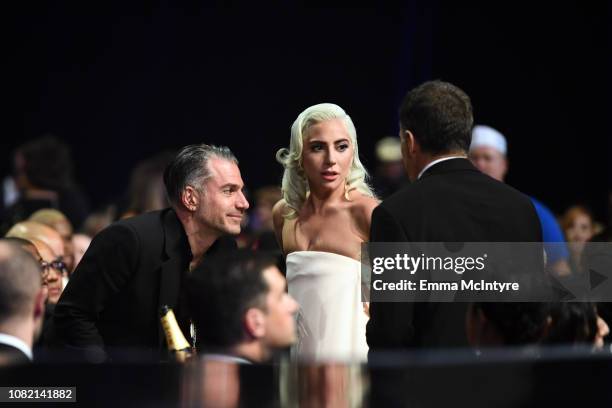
[53,208,236,361]
[0,342,31,366]
[366,158,543,350]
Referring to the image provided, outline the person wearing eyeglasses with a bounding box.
[34,241,65,304]
[29,208,75,275]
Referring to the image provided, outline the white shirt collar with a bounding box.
[0,333,33,361]
[417,156,467,180]
[203,353,252,364]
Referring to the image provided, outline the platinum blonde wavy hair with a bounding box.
[276,103,375,218]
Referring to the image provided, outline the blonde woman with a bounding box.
[273,103,378,362]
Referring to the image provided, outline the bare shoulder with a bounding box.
[349,193,380,237]
[272,199,288,229]
[272,199,288,248]
[350,193,380,218]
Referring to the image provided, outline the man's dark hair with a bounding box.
[544,302,600,345]
[19,135,74,190]
[473,302,552,345]
[399,80,473,155]
[163,144,238,207]
[0,241,42,324]
[187,250,279,350]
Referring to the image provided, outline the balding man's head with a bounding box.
[5,221,65,259]
[2,237,40,261]
[0,241,42,324]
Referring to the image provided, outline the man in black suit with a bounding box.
[0,240,46,365]
[366,81,543,351]
[54,144,249,361]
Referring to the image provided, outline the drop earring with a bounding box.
[344,179,350,200]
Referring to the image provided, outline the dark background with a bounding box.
[6,2,610,223]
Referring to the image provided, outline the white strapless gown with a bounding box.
[286,251,369,362]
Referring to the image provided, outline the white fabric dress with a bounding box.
[286,251,369,362]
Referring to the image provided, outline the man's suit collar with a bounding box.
[162,208,191,260]
[161,208,231,259]
[157,208,236,350]
[419,157,479,180]
[158,208,191,348]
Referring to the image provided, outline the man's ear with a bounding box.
[404,130,418,157]
[244,308,266,339]
[181,186,200,212]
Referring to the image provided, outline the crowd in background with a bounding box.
[0,132,610,364]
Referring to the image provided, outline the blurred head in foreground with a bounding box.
[467,302,609,349]
[188,251,298,363]
[0,240,46,364]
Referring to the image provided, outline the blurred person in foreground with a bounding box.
[469,125,572,276]
[54,144,248,362]
[2,234,64,349]
[467,302,609,349]
[188,251,298,363]
[0,241,46,365]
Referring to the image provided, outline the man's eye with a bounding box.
[223,189,232,195]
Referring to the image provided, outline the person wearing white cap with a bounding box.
[469,125,572,276]
[468,125,508,182]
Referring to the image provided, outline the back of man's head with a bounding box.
[5,221,65,259]
[0,241,42,325]
[187,251,277,351]
[399,80,473,155]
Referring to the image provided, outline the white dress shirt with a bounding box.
[0,333,33,361]
[417,156,467,180]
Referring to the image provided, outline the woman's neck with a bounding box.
[306,185,348,214]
